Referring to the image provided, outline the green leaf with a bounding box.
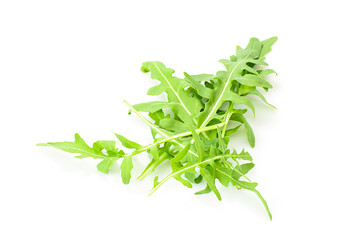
[223,93,255,115]
[235,74,273,88]
[141,61,199,122]
[120,156,133,184]
[230,114,255,148]
[217,127,227,153]
[170,143,193,188]
[195,185,212,195]
[200,167,222,200]
[225,124,242,137]
[159,118,188,133]
[184,172,196,183]
[187,74,215,82]
[153,176,160,188]
[114,133,142,150]
[133,101,179,113]
[233,163,255,179]
[189,125,205,161]
[215,166,233,187]
[148,110,167,138]
[258,69,277,77]
[243,119,255,148]
[203,138,219,151]
[138,149,168,180]
[260,36,278,59]
[245,89,276,109]
[237,149,253,161]
[97,140,118,156]
[97,157,118,174]
[197,38,266,128]
[216,168,272,220]
[184,72,212,99]
[37,133,105,159]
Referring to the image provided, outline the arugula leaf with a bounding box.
[141,61,201,123]
[120,156,133,184]
[38,37,277,220]
[114,133,142,150]
[37,133,107,159]
[133,101,179,113]
[235,74,273,88]
[97,157,118,174]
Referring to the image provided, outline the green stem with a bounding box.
[148,154,242,196]
[221,102,235,138]
[137,152,168,180]
[123,100,225,158]
[199,52,252,129]
[222,160,251,182]
[124,122,224,158]
[124,100,198,157]
[221,81,242,137]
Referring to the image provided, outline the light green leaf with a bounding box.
[225,124,242,137]
[188,74,215,82]
[235,74,273,88]
[189,125,205,161]
[215,168,272,220]
[120,156,133,184]
[217,127,227,153]
[138,149,169,180]
[153,176,160,188]
[114,133,142,150]
[245,89,276,109]
[233,163,255,179]
[259,69,277,77]
[184,72,212,99]
[195,185,212,195]
[141,61,199,122]
[97,157,118,174]
[237,149,253,161]
[98,140,117,154]
[243,120,255,148]
[200,167,221,200]
[37,133,105,159]
[133,101,179,113]
[197,38,265,128]
[260,36,278,58]
[224,93,255,115]
[159,118,188,133]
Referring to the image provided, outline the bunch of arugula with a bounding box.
[38,37,277,220]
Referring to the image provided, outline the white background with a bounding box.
[1,0,359,239]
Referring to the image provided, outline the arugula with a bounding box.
[38,37,277,220]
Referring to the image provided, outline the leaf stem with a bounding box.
[123,122,225,158]
[199,51,252,129]
[137,152,168,180]
[221,102,235,138]
[222,160,251,182]
[148,154,249,196]
[124,101,198,157]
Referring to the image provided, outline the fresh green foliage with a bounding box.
[37,37,277,220]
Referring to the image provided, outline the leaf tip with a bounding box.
[140,65,150,73]
[36,143,48,147]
